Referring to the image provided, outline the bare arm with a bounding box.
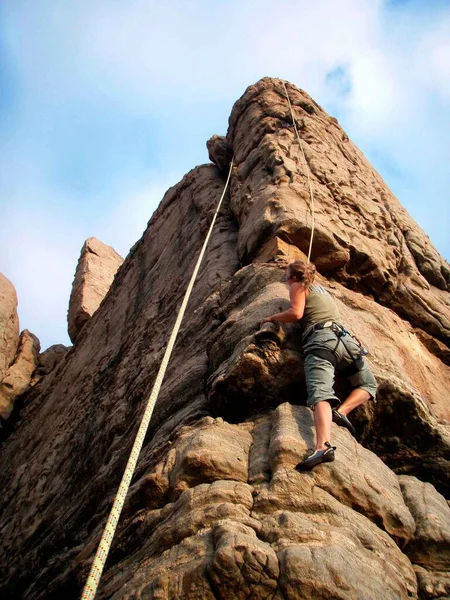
[261,283,306,324]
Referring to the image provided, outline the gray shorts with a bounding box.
[303,328,377,409]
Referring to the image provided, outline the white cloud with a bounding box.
[98,172,184,258]
[417,17,450,100]
[7,0,384,112]
[0,169,179,350]
[0,206,79,350]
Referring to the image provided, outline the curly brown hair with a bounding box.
[286,260,316,288]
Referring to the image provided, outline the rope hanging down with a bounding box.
[81,160,234,600]
[282,81,316,263]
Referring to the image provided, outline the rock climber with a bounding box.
[261,260,377,471]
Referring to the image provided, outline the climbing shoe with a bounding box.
[332,409,356,436]
[295,442,336,471]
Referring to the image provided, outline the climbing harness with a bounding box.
[80,160,234,600]
[303,321,368,376]
[282,81,316,263]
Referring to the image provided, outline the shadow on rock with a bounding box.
[358,378,450,498]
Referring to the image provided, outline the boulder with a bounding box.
[68,237,123,343]
[0,330,40,421]
[34,344,70,381]
[206,134,233,174]
[0,273,20,381]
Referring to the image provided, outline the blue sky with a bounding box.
[1,0,449,350]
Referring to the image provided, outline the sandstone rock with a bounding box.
[94,405,417,600]
[68,237,123,343]
[0,330,40,421]
[414,328,450,367]
[34,344,70,381]
[226,78,450,347]
[360,378,450,498]
[0,164,240,599]
[206,134,233,174]
[414,565,450,600]
[399,476,450,599]
[167,418,253,498]
[0,78,449,599]
[254,235,306,265]
[399,475,450,570]
[264,404,416,545]
[0,273,20,381]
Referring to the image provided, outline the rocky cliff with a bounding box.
[0,78,449,600]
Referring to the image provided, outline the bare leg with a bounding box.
[314,401,332,450]
[338,388,370,416]
[296,400,336,470]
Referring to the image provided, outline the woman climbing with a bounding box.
[261,260,377,471]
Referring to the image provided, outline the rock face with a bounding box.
[98,406,417,600]
[37,344,69,374]
[32,344,70,383]
[0,330,40,421]
[0,78,449,599]
[0,273,20,381]
[0,274,41,424]
[225,79,450,346]
[68,237,123,343]
[399,475,450,598]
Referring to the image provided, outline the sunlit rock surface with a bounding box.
[0,273,20,381]
[68,237,124,343]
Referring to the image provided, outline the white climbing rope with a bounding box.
[282,81,316,263]
[80,159,234,600]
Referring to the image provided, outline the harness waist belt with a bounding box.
[302,320,344,343]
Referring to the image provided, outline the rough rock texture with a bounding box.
[226,79,450,348]
[68,237,124,343]
[33,344,70,381]
[0,78,449,599]
[399,475,450,599]
[0,273,43,426]
[97,407,417,600]
[207,134,233,174]
[207,262,450,496]
[0,273,20,381]
[0,330,40,421]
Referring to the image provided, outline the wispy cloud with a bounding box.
[0,168,178,349]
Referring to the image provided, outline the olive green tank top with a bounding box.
[301,284,340,331]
